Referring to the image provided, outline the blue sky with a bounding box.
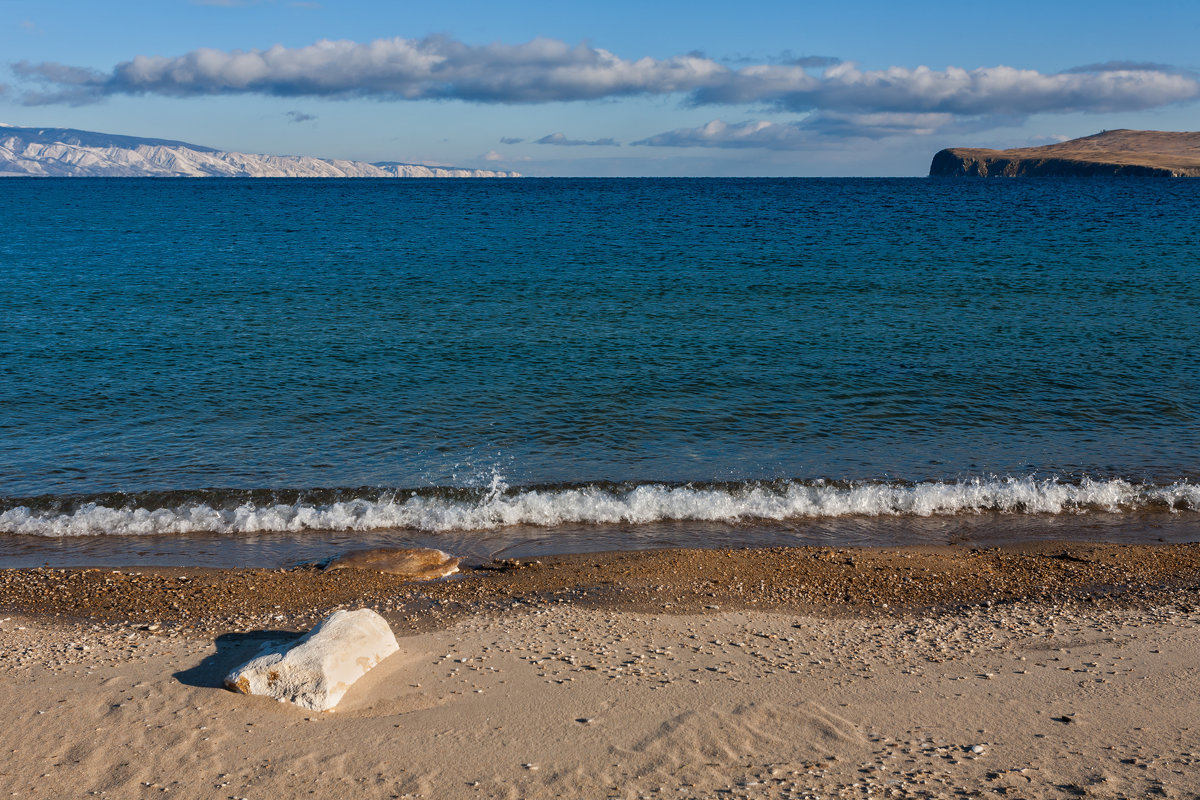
[3,0,1199,175]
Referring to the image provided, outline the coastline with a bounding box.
[4,541,1199,631]
[3,542,1199,798]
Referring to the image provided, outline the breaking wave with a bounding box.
[2,476,1199,538]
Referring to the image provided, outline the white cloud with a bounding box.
[11,36,1200,124]
[635,119,793,149]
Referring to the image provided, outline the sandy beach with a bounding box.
[2,543,1199,799]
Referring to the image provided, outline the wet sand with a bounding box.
[3,542,1199,631]
[2,542,1199,798]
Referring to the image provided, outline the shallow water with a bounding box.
[3,512,1197,569]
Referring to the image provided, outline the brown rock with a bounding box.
[322,547,461,580]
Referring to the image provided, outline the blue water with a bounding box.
[1,177,1198,565]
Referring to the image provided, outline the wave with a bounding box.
[2,476,1199,538]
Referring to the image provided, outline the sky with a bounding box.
[2,0,1199,176]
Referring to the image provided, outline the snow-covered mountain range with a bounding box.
[0,124,521,178]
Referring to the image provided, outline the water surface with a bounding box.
[2,178,1197,565]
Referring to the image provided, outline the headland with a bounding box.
[930,129,1200,177]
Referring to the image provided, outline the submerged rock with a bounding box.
[323,547,461,580]
[224,608,399,711]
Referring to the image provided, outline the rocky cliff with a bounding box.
[0,125,521,178]
[930,130,1200,177]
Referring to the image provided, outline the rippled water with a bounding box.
[2,177,1198,564]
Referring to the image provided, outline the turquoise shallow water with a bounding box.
[1,177,1198,564]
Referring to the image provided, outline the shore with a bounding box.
[3,542,1199,798]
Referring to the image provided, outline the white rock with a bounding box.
[224,609,399,711]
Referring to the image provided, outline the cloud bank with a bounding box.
[688,61,1199,115]
[536,132,619,146]
[634,111,1027,150]
[13,36,723,105]
[11,35,1199,130]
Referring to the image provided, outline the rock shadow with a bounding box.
[174,629,300,689]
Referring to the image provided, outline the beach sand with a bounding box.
[2,543,1199,799]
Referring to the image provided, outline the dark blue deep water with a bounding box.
[1,177,1198,564]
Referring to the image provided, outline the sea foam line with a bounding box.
[1,477,1198,538]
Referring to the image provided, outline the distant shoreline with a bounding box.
[0,124,522,177]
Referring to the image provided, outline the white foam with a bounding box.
[2,477,1198,538]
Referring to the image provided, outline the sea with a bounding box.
[2,177,1198,567]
